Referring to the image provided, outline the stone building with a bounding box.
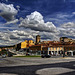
[60,37,75,43]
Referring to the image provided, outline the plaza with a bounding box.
[0,56,75,75]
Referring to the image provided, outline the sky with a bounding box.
[0,0,75,46]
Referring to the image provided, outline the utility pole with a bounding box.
[63,41,65,58]
[63,48,65,57]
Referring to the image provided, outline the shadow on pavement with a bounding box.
[0,61,75,75]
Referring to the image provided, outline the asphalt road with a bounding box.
[0,56,75,75]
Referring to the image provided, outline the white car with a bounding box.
[2,54,7,58]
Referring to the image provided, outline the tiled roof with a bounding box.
[29,41,75,47]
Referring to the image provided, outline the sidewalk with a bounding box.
[51,55,75,59]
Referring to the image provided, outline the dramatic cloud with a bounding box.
[0,31,20,46]
[0,3,18,21]
[58,22,75,38]
[40,31,59,41]
[48,12,75,26]
[0,30,36,46]
[61,22,75,28]
[0,0,75,46]
[0,22,75,46]
[19,11,56,32]
[59,28,75,38]
[13,30,36,40]
[13,29,60,41]
[4,19,19,25]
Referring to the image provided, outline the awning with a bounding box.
[67,50,73,52]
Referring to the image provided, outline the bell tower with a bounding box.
[36,35,41,44]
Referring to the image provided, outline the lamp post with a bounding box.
[62,41,65,58]
[63,47,65,57]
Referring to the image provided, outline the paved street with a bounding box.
[0,56,75,75]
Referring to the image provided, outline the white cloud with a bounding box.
[0,3,18,21]
[13,30,36,40]
[72,12,75,15]
[59,28,75,38]
[19,11,56,32]
[4,19,19,25]
[0,8,75,46]
[0,31,21,46]
[58,22,75,38]
[0,32,11,45]
[0,30,36,46]
[12,29,59,42]
[16,5,20,11]
[1,24,75,46]
[57,13,69,18]
[61,22,75,28]
[40,31,59,41]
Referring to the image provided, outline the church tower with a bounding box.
[36,35,41,44]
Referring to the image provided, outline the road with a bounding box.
[0,56,75,75]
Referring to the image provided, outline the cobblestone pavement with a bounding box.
[0,56,75,75]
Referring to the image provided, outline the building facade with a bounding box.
[60,37,75,43]
[15,40,34,51]
[29,40,75,56]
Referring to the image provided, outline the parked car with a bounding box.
[2,54,7,58]
[41,54,51,58]
[26,52,30,56]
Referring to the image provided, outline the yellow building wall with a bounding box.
[50,47,53,51]
[49,47,63,51]
[21,40,34,49]
[54,47,56,51]
[28,40,34,45]
[0,49,1,51]
[60,47,63,50]
[21,40,27,48]
[56,47,59,51]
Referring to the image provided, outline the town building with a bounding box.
[16,40,34,51]
[29,41,64,55]
[21,40,34,49]
[16,43,21,51]
[60,37,75,43]
[15,36,75,56]
[29,40,75,56]
[29,43,48,55]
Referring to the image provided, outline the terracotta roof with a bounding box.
[29,41,75,48]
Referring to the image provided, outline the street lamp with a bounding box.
[62,41,65,58]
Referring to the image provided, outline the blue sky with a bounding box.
[0,0,75,46]
[0,0,75,26]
